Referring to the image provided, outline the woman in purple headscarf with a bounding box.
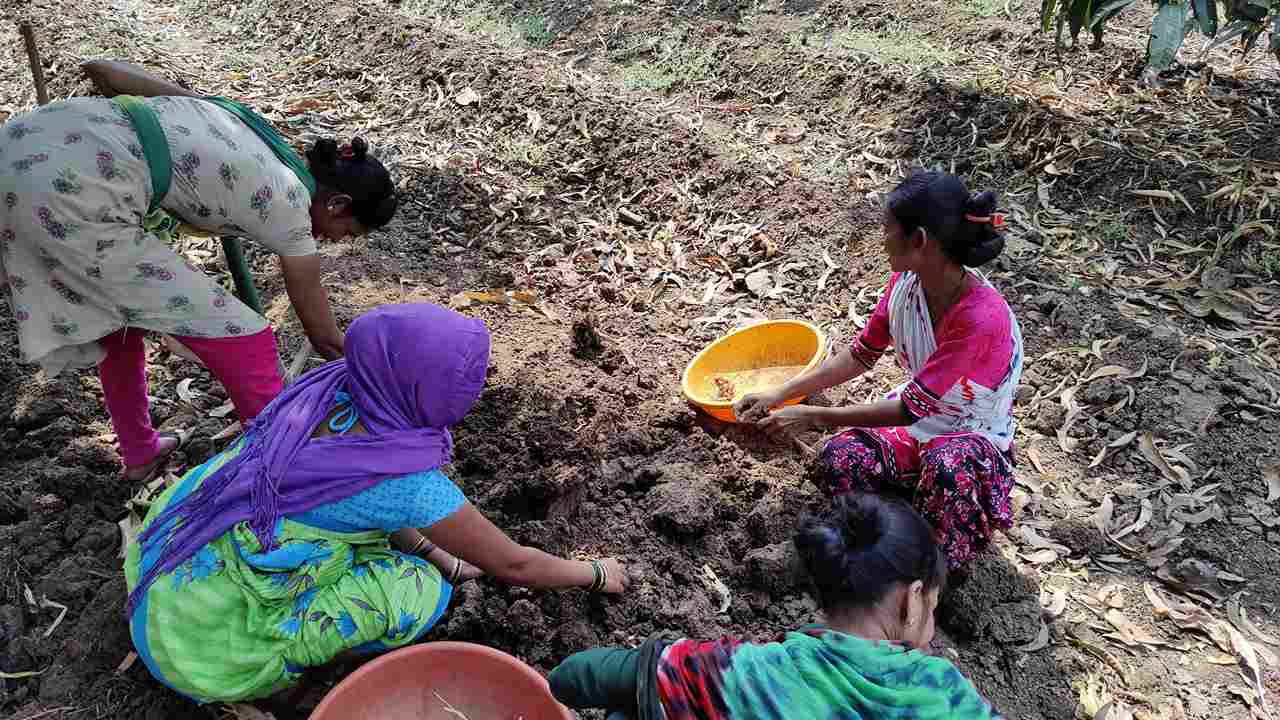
[122,303,629,703]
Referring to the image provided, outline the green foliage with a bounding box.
[621,35,718,91]
[1038,0,1280,70]
[832,27,961,66]
[514,15,556,48]
[965,0,1010,16]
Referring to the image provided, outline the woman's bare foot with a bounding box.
[123,433,181,483]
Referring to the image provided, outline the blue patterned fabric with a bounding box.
[290,469,466,532]
[284,391,469,533]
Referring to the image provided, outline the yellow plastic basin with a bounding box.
[681,320,827,423]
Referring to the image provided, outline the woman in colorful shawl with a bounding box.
[735,170,1023,571]
[549,493,1002,720]
[123,303,629,703]
[0,59,396,481]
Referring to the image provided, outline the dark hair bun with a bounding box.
[965,190,998,217]
[306,138,339,168]
[349,137,369,160]
[793,493,946,613]
[963,190,1004,267]
[886,171,1006,268]
[840,496,884,550]
[308,136,398,231]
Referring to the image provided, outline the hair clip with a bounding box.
[964,213,1005,228]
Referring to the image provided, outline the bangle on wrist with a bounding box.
[588,560,606,592]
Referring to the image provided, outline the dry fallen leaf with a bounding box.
[1226,623,1268,714]
[1017,622,1051,652]
[1022,548,1060,565]
[0,669,46,679]
[1096,584,1127,609]
[1095,495,1116,537]
[699,564,732,614]
[1143,582,1170,618]
[1113,499,1153,539]
[176,377,201,404]
[1085,361,1147,382]
[209,401,236,419]
[1228,600,1280,646]
[212,421,242,442]
[1027,446,1049,475]
[1138,432,1190,487]
[1171,504,1218,525]
[1021,525,1070,554]
[1144,536,1184,569]
[1155,560,1229,602]
[745,269,773,297]
[1263,463,1280,503]
[1044,586,1068,619]
[1104,608,1166,647]
[117,514,140,560]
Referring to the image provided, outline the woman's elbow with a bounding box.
[487,548,538,587]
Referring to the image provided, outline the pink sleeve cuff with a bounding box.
[900,379,941,421]
[851,336,887,371]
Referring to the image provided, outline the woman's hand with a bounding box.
[595,558,629,595]
[735,391,783,423]
[756,405,816,439]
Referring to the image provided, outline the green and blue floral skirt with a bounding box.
[123,441,451,703]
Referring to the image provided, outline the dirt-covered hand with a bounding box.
[599,558,629,594]
[735,391,781,423]
[756,405,814,439]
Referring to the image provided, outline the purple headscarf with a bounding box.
[127,303,490,615]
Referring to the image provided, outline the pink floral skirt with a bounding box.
[814,426,1016,570]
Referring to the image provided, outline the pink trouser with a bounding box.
[97,327,283,468]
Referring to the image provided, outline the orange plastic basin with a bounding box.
[310,642,573,720]
[681,320,827,423]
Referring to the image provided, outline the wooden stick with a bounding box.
[18,21,49,106]
[792,436,817,460]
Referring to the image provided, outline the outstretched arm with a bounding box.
[427,504,628,594]
[82,60,199,99]
[280,254,344,360]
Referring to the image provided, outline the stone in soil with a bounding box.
[1028,402,1065,433]
[10,396,67,431]
[1049,519,1107,557]
[741,542,805,595]
[505,598,546,636]
[648,470,719,538]
[938,552,1039,639]
[987,599,1042,645]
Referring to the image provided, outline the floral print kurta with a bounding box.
[0,97,315,374]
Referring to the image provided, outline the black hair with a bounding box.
[306,137,397,230]
[793,493,947,613]
[886,170,1004,267]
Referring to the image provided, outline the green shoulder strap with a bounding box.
[201,96,317,198]
[111,95,172,213]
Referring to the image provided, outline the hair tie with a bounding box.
[964,213,1006,228]
[339,144,356,160]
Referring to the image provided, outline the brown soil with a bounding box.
[2,0,1279,718]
